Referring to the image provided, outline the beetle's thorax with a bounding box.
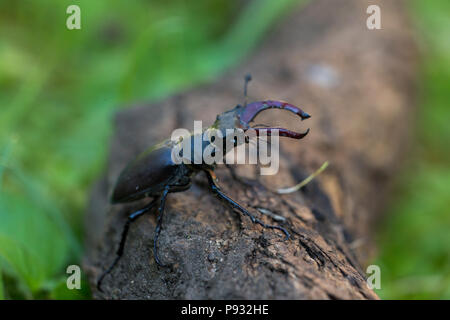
[214,105,247,132]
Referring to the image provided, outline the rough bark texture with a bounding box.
[84,0,417,299]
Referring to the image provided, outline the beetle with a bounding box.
[97,76,311,290]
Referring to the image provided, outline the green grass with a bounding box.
[373,0,450,299]
[0,0,305,299]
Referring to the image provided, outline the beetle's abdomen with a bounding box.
[111,146,179,203]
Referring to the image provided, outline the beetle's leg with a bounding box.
[97,198,157,291]
[251,127,310,140]
[204,169,290,240]
[153,185,170,267]
[152,179,191,267]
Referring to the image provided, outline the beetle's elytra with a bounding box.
[97,77,311,291]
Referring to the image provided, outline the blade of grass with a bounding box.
[276,161,329,194]
[8,166,82,258]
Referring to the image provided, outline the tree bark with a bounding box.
[84,0,417,299]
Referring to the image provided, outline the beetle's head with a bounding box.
[213,100,311,144]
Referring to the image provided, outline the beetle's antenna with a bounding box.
[243,74,252,107]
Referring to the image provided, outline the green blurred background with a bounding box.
[0,0,448,299]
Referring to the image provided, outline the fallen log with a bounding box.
[84,0,417,299]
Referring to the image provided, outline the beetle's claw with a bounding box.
[238,100,311,139]
[239,100,311,124]
[252,127,310,140]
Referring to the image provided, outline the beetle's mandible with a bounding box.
[97,76,311,291]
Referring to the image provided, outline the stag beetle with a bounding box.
[97,76,311,290]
